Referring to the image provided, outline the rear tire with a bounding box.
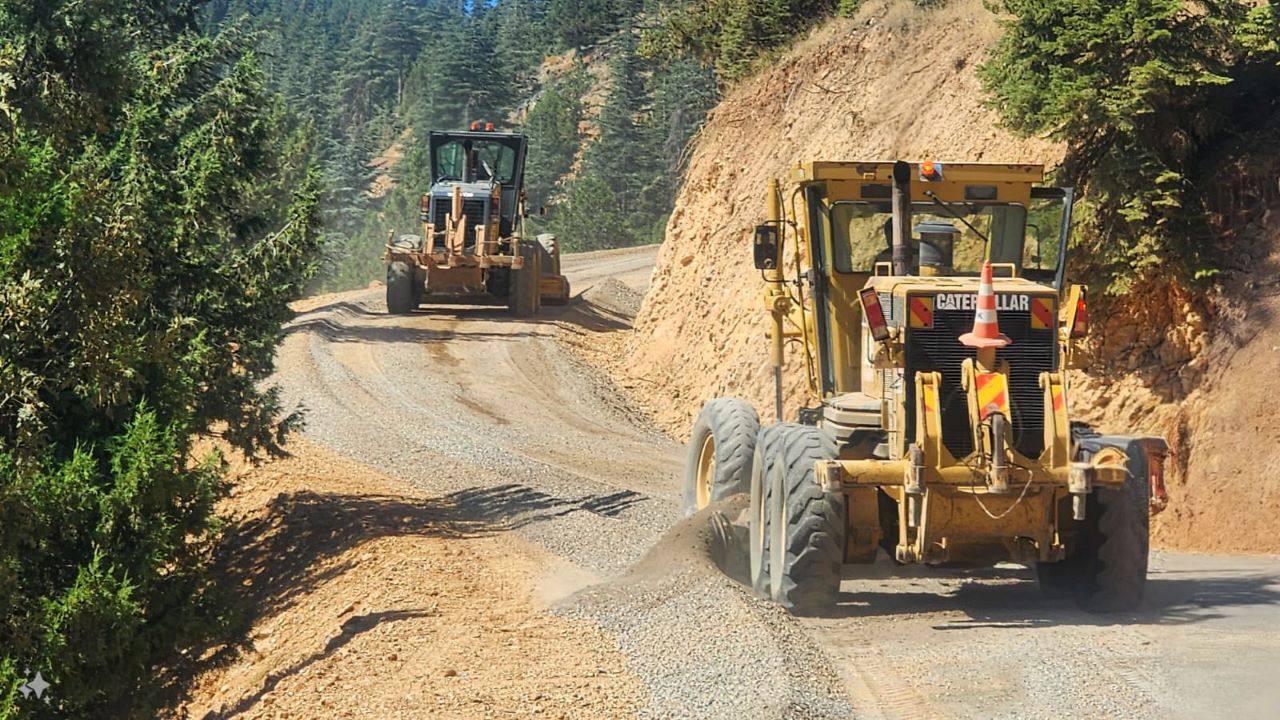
[682,398,760,516]
[509,242,541,318]
[386,261,415,314]
[768,424,845,615]
[1082,447,1149,611]
[486,267,512,299]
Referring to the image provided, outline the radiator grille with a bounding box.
[889,292,1057,460]
[431,198,489,253]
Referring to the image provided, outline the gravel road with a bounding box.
[274,247,852,718]
[275,246,1280,719]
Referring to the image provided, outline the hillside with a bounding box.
[623,0,1280,554]
[1141,217,1280,552]
[627,0,1061,430]
[205,0,721,291]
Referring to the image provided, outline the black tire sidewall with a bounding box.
[386,261,414,314]
[749,424,784,595]
[682,398,760,516]
[1039,428,1150,612]
[770,423,845,615]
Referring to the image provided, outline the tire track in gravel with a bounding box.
[276,247,1280,719]
[272,249,856,718]
[279,301,675,571]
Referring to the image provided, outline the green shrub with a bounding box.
[980,0,1280,293]
[0,4,321,717]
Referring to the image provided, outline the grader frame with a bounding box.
[382,127,569,316]
[686,159,1169,614]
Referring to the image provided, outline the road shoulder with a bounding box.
[181,438,647,719]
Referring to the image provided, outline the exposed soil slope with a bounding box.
[1137,217,1280,552]
[624,0,1280,553]
[627,0,1061,433]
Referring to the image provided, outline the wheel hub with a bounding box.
[695,435,716,510]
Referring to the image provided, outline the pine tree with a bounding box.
[373,1,425,107]
[524,66,589,207]
[493,0,549,97]
[548,0,626,48]
[402,4,504,130]
[1,6,322,715]
[583,29,652,216]
[649,57,717,194]
[716,0,754,79]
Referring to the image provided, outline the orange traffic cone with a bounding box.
[959,261,1012,349]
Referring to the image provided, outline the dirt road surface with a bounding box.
[194,245,1280,719]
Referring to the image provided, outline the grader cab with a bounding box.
[383,125,570,317]
[684,160,1168,614]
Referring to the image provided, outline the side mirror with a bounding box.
[753,224,780,271]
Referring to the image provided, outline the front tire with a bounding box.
[749,424,784,596]
[1037,428,1150,612]
[386,261,415,314]
[768,424,845,615]
[509,242,541,318]
[683,398,760,515]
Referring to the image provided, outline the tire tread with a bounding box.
[771,424,844,615]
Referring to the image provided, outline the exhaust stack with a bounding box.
[891,161,913,276]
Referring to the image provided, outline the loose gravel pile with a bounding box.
[581,277,645,321]
[563,499,851,719]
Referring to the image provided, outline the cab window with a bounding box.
[433,139,518,184]
[829,201,1031,276]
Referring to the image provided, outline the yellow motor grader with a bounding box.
[383,125,570,317]
[684,161,1168,614]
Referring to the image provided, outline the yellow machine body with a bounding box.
[381,128,570,312]
[761,161,1165,567]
